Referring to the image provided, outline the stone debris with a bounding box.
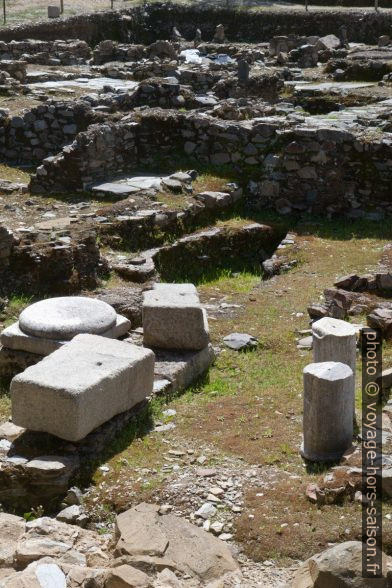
[289,541,391,587]
[223,333,258,351]
[114,503,240,583]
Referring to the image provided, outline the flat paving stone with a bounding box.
[19,297,117,341]
[91,183,140,197]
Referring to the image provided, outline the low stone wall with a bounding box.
[0,4,391,48]
[0,10,126,45]
[0,226,16,270]
[30,108,392,216]
[0,59,26,81]
[92,39,145,64]
[128,3,392,45]
[0,39,92,65]
[0,99,101,164]
[248,127,392,217]
[31,120,138,192]
[0,226,104,296]
[155,222,285,282]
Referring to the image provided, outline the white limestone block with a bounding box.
[11,334,155,442]
[143,283,209,350]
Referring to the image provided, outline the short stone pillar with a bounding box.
[213,24,226,43]
[301,362,354,462]
[194,28,202,47]
[48,5,60,18]
[312,317,356,377]
[172,27,183,42]
[237,59,250,83]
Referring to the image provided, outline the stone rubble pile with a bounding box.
[0,503,241,587]
[308,269,392,338]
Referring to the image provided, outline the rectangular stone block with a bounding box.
[142,284,209,351]
[48,5,60,18]
[11,334,155,442]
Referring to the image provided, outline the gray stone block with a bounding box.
[143,284,209,351]
[11,334,155,442]
[48,5,60,18]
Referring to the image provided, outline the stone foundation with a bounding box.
[30,107,392,217]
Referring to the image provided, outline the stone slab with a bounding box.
[11,334,155,442]
[35,217,72,231]
[143,284,209,351]
[1,314,131,355]
[19,297,117,341]
[91,183,141,197]
[153,344,215,394]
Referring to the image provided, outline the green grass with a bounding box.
[1,295,33,327]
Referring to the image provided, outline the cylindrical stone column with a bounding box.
[301,361,354,462]
[312,317,357,377]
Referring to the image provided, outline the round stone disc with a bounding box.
[19,297,117,341]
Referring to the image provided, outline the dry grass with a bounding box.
[0,164,31,184]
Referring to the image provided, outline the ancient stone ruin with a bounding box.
[0,2,392,586]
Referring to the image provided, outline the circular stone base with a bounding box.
[19,297,117,341]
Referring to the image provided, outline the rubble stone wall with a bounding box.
[31,120,139,192]
[0,100,101,165]
[30,109,392,217]
[0,11,126,45]
[0,39,92,65]
[0,227,103,296]
[0,4,391,47]
[127,4,392,45]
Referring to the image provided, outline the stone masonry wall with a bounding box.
[0,226,103,296]
[31,121,138,192]
[0,100,102,165]
[0,39,92,65]
[0,11,126,45]
[30,109,392,217]
[127,3,392,45]
[0,4,391,47]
